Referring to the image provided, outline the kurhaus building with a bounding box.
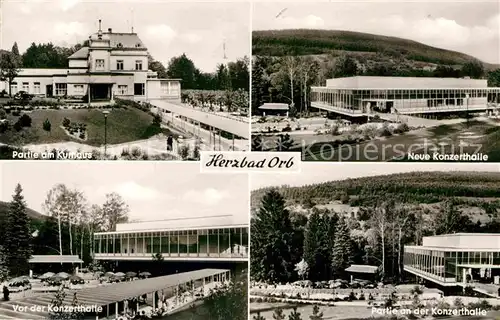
[1,20,180,102]
[93,215,249,263]
[311,76,500,117]
[404,233,500,288]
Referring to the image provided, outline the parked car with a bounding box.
[13,91,34,100]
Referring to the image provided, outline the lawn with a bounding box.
[0,107,171,146]
[297,120,500,161]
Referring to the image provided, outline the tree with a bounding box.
[11,42,20,57]
[166,54,198,89]
[310,305,323,320]
[251,189,301,284]
[273,308,286,320]
[334,55,358,78]
[304,212,333,281]
[148,54,168,78]
[371,202,392,280]
[70,292,84,319]
[487,69,500,87]
[288,307,302,320]
[0,245,9,281]
[102,193,129,231]
[203,271,247,320]
[395,206,411,280]
[331,217,352,277]
[0,52,20,97]
[4,184,32,277]
[461,60,485,79]
[294,259,309,280]
[43,118,52,133]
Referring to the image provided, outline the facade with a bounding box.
[93,215,249,262]
[404,233,500,287]
[1,20,180,102]
[311,76,500,116]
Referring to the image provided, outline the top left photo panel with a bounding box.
[0,0,251,161]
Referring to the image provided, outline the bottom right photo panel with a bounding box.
[250,163,500,320]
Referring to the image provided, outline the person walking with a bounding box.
[3,285,9,301]
[167,135,173,151]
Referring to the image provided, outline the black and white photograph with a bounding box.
[251,1,500,162]
[0,162,248,319]
[0,0,250,161]
[250,162,500,319]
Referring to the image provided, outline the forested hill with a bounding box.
[253,29,496,68]
[0,201,46,221]
[251,171,500,212]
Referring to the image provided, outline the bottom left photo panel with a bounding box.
[0,161,249,320]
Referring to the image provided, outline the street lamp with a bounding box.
[103,110,110,158]
[465,93,470,127]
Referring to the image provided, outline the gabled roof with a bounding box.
[68,47,89,59]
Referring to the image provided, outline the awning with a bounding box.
[29,255,83,264]
[345,265,379,274]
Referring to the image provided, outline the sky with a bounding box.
[252,1,500,64]
[1,162,249,224]
[250,162,500,190]
[1,0,251,72]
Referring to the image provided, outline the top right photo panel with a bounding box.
[251,1,500,162]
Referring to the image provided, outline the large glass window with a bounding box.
[134,83,145,96]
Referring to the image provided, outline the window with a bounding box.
[55,83,67,96]
[34,82,40,94]
[10,82,17,94]
[117,43,123,48]
[116,60,124,70]
[134,83,145,96]
[74,84,84,95]
[117,85,127,95]
[135,60,143,71]
[135,43,141,48]
[95,59,105,71]
[22,82,29,92]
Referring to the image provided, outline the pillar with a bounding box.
[115,302,118,319]
[153,291,155,310]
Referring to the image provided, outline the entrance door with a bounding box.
[46,85,53,97]
[91,84,110,100]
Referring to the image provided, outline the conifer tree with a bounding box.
[331,217,352,277]
[4,184,32,277]
[303,212,333,281]
[251,189,300,284]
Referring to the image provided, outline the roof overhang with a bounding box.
[29,255,83,264]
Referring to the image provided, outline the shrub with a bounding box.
[18,114,32,127]
[12,110,20,116]
[79,132,85,139]
[62,117,71,127]
[43,119,51,132]
[13,120,22,131]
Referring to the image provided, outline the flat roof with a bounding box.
[150,99,249,139]
[29,255,83,264]
[94,215,248,235]
[324,76,488,89]
[17,269,228,308]
[259,103,289,110]
[345,265,378,274]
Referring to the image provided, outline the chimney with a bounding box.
[108,28,112,33]
[98,19,102,39]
